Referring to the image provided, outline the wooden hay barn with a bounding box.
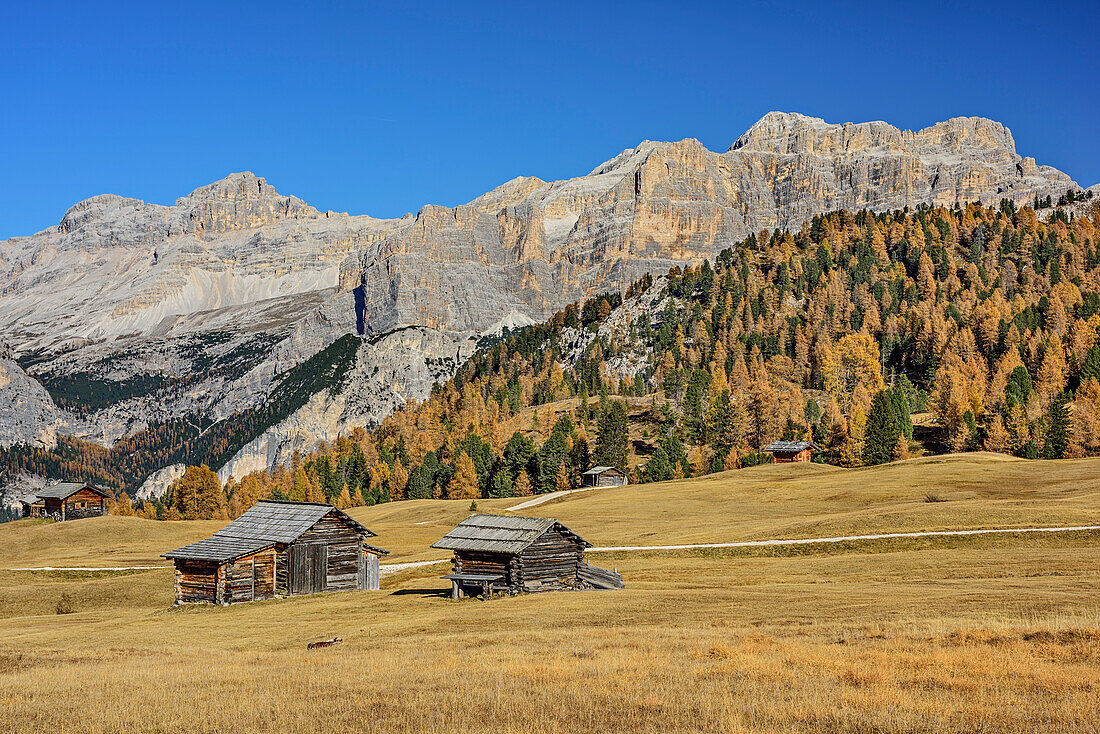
[763,440,820,463]
[21,482,109,521]
[582,466,627,487]
[431,513,623,597]
[163,500,388,606]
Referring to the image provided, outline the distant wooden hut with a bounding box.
[581,466,628,487]
[163,500,388,605]
[20,482,109,520]
[431,513,623,597]
[763,440,820,463]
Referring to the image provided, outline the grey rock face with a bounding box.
[0,358,62,448]
[217,326,474,483]
[340,113,1080,337]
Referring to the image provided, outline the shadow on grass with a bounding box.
[389,587,450,598]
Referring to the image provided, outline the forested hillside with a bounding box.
[0,335,362,495]
[138,196,1100,519]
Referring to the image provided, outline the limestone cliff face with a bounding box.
[0,358,61,448]
[0,172,400,353]
[340,113,1079,336]
[215,326,475,484]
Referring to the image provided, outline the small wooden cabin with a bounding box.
[582,466,627,487]
[763,440,820,463]
[21,482,109,520]
[431,513,623,597]
[163,500,388,605]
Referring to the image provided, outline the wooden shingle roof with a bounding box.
[431,513,591,555]
[36,482,107,500]
[162,536,274,562]
[216,500,375,544]
[763,440,820,453]
[163,500,382,563]
[582,466,622,476]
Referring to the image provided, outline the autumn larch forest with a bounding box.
[47,196,1100,519]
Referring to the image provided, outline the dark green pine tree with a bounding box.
[1079,343,1100,385]
[595,400,629,471]
[863,390,901,466]
[643,446,673,483]
[889,387,913,440]
[1043,393,1072,460]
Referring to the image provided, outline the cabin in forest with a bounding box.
[431,513,624,597]
[763,440,820,463]
[162,500,388,606]
[582,466,628,487]
[20,482,109,520]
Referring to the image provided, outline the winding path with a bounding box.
[587,525,1100,552]
[504,486,601,511]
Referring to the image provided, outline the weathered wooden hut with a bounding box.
[431,513,623,597]
[582,466,628,487]
[162,500,388,605]
[763,440,820,463]
[21,482,109,520]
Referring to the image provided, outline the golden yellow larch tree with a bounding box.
[983,413,1010,454]
[390,459,408,500]
[823,333,884,411]
[108,492,135,516]
[449,451,479,500]
[514,469,533,497]
[840,408,866,467]
[1072,378,1100,455]
[335,484,352,509]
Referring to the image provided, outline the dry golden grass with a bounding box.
[1,454,1099,732]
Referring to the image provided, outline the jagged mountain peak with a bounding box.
[729,111,1021,158]
[58,194,152,234]
[175,172,278,205]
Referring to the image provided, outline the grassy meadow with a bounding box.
[1,453,1099,733]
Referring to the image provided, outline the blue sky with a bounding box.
[2,0,1097,238]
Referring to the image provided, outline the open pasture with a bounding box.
[2,454,1099,733]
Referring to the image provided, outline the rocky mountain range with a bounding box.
[0,112,1090,500]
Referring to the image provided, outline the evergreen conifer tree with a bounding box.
[863,390,901,465]
[595,401,629,470]
[1044,393,1072,459]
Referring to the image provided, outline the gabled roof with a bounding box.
[431,513,591,555]
[582,466,623,476]
[763,440,820,453]
[163,500,383,563]
[162,536,274,562]
[36,482,108,500]
[215,500,376,544]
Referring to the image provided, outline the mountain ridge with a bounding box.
[0,111,1092,501]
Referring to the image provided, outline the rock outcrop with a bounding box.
[339,113,1079,335]
[216,326,475,484]
[0,358,62,448]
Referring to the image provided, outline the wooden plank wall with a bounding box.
[364,552,380,590]
[290,512,361,592]
[275,548,289,595]
[518,528,584,591]
[225,549,277,603]
[64,489,106,519]
[173,560,219,604]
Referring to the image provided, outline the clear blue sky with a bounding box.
[3,0,1098,238]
